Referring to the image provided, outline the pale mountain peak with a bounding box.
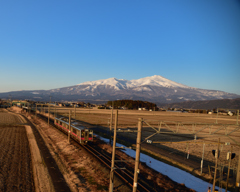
[130,75,189,88]
[78,75,189,89]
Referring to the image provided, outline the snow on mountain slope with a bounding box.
[78,75,189,90]
[130,75,190,88]
[0,75,239,103]
[79,77,131,90]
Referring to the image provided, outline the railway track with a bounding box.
[82,144,154,192]
[34,111,156,192]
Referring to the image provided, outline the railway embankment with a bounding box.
[25,125,54,192]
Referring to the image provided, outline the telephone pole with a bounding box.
[109,110,118,192]
[236,148,240,192]
[68,110,71,144]
[133,118,142,192]
[35,104,38,118]
[225,146,232,192]
[74,104,76,119]
[212,138,220,191]
[109,106,113,145]
[48,103,50,126]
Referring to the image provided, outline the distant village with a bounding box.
[0,98,237,116]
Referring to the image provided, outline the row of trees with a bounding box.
[106,100,157,110]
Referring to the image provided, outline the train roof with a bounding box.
[55,117,89,131]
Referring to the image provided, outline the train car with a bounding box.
[54,117,93,144]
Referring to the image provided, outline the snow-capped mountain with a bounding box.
[79,75,189,90]
[1,75,239,104]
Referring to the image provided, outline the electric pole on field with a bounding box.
[35,104,38,118]
[54,105,56,118]
[212,138,220,191]
[74,104,76,119]
[109,110,118,192]
[133,118,142,192]
[216,108,219,124]
[200,143,205,175]
[236,148,240,192]
[225,146,232,192]
[68,110,71,144]
[109,102,113,145]
[48,103,50,126]
[237,110,239,125]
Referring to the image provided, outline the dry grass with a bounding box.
[56,107,239,127]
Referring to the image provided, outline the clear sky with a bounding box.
[0,0,240,95]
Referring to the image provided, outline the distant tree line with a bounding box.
[106,100,157,110]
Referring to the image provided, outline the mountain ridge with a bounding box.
[77,75,190,90]
[0,75,239,104]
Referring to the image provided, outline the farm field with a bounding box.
[0,109,23,124]
[0,109,34,192]
[55,107,239,126]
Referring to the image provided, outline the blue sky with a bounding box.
[0,0,240,95]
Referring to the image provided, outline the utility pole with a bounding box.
[48,103,50,126]
[54,105,56,118]
[68,110,71,144]
[109,106,113,145]
[216,108,219,124]
[109,110,118,192]
[35,104,38,118]
[212,138,220,191]
[225,146,232,192]
[74,104,76,119]
[133,118,142,192]
[9,94,12,108]
[237,110,239,125]
[201,143,205,175]
[236,148,240,192]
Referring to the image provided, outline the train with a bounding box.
[54,117,93,144]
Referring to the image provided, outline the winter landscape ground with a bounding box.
[56,107,240,191]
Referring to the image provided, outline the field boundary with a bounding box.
[25,125,55,192]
